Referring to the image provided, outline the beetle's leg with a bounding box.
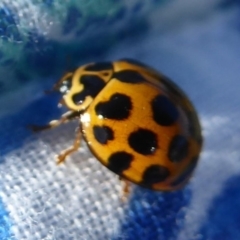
[29,111,80,132]
[119,177,131,201]
[57,127,82,164]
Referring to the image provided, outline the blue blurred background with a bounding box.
[0,0,240,239]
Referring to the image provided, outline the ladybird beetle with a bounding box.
[31,59,203,191]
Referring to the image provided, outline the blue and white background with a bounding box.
[0,0,240,239]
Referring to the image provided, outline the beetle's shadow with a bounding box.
[114,186,190,240]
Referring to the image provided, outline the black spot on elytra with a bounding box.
[93,125,114,144]
[151,95,179,126]
[156,76,203,145]
[142,165,170,185]
[95,93,132,120]
[185,110,203,145]
[168,135,189,163]
[128,128,157,155]
[85,62,113,71]
[108,151,133,174]
[113,70,146,83]
[72,75,105,104]
[171,156,198,187]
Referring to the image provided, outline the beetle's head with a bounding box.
[52,63,113,112]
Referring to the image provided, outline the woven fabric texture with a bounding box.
[0,0,240,239]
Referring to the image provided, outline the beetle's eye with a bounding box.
[59,78,72,94]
